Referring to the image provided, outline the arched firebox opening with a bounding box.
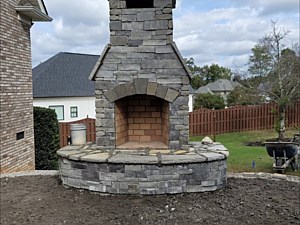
[115,95,169,149]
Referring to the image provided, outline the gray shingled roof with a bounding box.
[196,79,241,94]
[189,85,196,94]
[196,86,214,94]
[258,82,272,93]
[33,52,98,98]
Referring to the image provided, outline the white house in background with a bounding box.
[33,52,98,122]
[189,85,195,112]
[34,97,95,122]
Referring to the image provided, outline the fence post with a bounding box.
[213,111,216,142]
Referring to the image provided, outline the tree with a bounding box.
[187,58,233,89]
[202,64,232,83]
[186,58,206,89]
[247,21,300,140]
[248,44,273,77]
[194,93,225,110]
[227,86,262,107]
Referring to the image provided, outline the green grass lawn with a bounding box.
[190,129,300,176]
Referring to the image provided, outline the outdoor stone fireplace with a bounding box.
[57,0,229,195]
[88,0,191,150]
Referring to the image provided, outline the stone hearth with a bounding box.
[57,142,228,195]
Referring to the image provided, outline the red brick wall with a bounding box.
[115,101,129,146]
[115,95,169,146]
[162,101,169,145]
[0,0,35,173]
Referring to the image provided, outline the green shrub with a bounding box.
[227,86,263,106]
[34,107,60,170]
[194,93,225,110]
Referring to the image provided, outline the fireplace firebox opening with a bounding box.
[115,95,169,149]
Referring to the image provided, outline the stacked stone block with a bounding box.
[109,0,174,47]
[59,156,227,195]
[0,0,35,173]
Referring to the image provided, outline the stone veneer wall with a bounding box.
[94,0,190,150]
[59,157,227,195]
[57,139,229,195]
[0,0,35,173]
[109,0,174,47]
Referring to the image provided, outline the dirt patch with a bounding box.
[0,175,299,225]
[244,141,265,147]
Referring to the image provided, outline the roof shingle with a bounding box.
[33,52,98,98]
[196,79,241,94]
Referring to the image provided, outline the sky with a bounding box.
[31,0,299,72]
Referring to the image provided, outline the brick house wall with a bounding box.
[0,0,35,173]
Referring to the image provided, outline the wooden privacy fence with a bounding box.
[189,102,300,137]
[59,118,96,148]
[58,103,300,146]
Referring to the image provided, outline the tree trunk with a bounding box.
[278,105,286,141]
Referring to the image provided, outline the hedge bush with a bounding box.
[194,93,225,110]
[34,107,60,170]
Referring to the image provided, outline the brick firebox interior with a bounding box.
[115,95,169,148]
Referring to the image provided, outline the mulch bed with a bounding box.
[0,175,299,225]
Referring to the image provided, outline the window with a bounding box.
[70,106,78,118]
[126,0,154,8]
[49,105,64,121]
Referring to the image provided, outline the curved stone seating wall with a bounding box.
[58,144,228,195]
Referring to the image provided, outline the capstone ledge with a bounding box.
[57,144,228,164]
